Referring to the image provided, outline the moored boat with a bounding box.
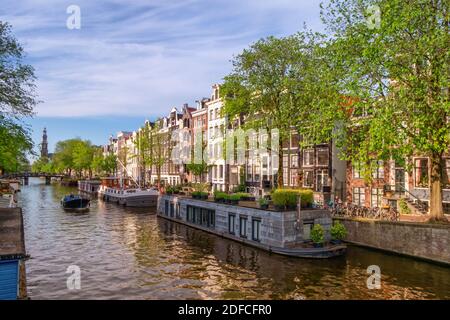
[61,194,90,211]
[98,177,159,207]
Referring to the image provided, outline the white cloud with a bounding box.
[2,0,325,118]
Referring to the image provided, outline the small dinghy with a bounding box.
[61,194,90,212]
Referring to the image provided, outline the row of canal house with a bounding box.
[104,84,450,214]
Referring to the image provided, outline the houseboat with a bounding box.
[157,195,346,259]
[78,180,101,196]
[0,207,27,300]
[98,177,159,207]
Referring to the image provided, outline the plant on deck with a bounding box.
[330,221,347,241]
[310,224,325,246]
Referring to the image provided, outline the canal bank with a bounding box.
[334,217,450,266]
[18,179,450,299]
[0,207,27,299]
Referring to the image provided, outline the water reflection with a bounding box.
[20,178,450,300]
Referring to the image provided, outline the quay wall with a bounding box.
[334,217,450,265]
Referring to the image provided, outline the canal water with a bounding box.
[20,178,450,300]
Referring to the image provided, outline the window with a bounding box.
[246,164,252,181]
[186,206,215,228]
[353,187,366,206]
[283,155,288,168]
[239,216,248,238]
[170,203,174,217]
[252,219,261,241]
[303,149,314,167]
[372,160,384,179]
[209,110,213,120]
[443,158,450,189]
[290,170,298,186]
[316,148,329,166]
[371,188,383,208]
[316,169,329,192]
[303,170,314,188]
[176,204,181,219]
[228,214,236,234]
[219,165,224,179]
[414,158,429,188]
[353,162,362,179]
[291,155,299,168]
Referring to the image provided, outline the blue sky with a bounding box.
[1,0,326,157]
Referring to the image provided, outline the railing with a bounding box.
[384,184,429,213]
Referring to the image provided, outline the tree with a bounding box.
[0,118,33,173]
[52,138,94,177]
[72,140,94,177]
[221,32,334,188]
[319,0,450,220]
[151,121,168,190]
[103,154,117,176]
[133,123,155,186]
[0,22,37,173]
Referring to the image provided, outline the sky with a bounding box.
[1,0,326,158]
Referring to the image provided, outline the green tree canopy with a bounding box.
[317,0,450,219]
[0,22,37,173]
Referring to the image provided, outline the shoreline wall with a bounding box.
[334,217,450,265]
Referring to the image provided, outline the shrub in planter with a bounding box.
[166,186,174,195]
[272,191,287,210]
[229,194,241,205]
[199,192,209,200]
[285,191,299,210]
[236,192,255,201]
[191,191,200,199]
[310,224,325,247]
[330,221,347,244]
[214,191,226,202]
[297,189,314,208]
[258,198,269,209]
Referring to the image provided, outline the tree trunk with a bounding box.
[429,152,445,221]
[277,135,284,189]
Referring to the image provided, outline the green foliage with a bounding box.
[399,199,411,215]
[192,182,208,193]
[310,224,325,244]
[229,194,241,201]
[214,191,226,201]
[0,23,37,173]
[272,189,313,209]
[330,221,347,241]
[318,0,450,217]
[221,32,334,187]
[258,198,269,206]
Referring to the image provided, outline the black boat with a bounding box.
[61,194,90,211]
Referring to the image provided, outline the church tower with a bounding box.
[41,128,49,159]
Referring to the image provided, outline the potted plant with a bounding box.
[272,191,286,211]
[310,224,325,248]
[229,194,240,205]
[191,191,200,199]
[166,186,174,195]
[199,192,209,200]
[330,221,347,244]
[214,191,225,203]
[259,198,269,210]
